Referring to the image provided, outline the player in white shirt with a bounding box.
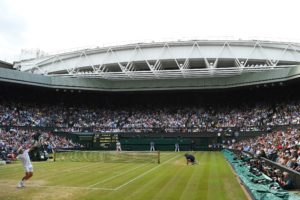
[150,141,155,151]
[16,146,34,188]
[175,142,180,152]
[116,141,122,151]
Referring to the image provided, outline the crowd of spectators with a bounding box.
[233,128,300,173]
[233,151,295,190]
[1,100,300,133]
[0,128,79,162]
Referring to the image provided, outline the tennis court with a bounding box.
[0,152,248,200]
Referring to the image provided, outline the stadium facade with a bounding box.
[3,40,300,91]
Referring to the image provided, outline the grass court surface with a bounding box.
[0,152,248,200]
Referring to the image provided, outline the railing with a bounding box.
[241,150,300,189]
[1,124,300,134]
[261,157,300,189]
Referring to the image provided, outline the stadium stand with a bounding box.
[0,128,80,163]
[0,73,300,191]
[233,128,300,172]
[2,98,300,133]
[0,81,300,133]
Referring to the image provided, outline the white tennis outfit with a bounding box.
[175,143,180,152]
[150,142,155,151]
[17,149,33,172]
[116,142,122,151]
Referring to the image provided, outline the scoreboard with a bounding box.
[93,133,119,150]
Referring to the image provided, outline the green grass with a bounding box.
[0,152,248,200]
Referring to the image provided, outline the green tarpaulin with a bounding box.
[223,150,300,200]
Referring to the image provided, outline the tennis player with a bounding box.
[150,141,155,151]
[184,153,196,165]
[175,142,180,152]
[17,146,34,188]
[116,141,122,151]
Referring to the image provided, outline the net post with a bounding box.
[53,149,56,162]
[158,151,160,164]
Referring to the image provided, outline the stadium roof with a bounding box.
[0,60,13,69]
[13,40,300,81]
[0,64,299,91]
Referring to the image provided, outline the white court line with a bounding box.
[88,153,173,188]
[1,153,177,192]
[113,154,182,190]
[88,163,148,188]
[37,162,100,179]
[26,185,116,191]
[0,183,115,191]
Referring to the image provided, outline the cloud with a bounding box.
[0,1,27,45]
[1,0,300,63]
[0,1,28,62]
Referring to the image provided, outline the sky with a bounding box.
[0,0,300,63]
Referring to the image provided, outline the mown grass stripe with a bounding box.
[95,153,185,200]
[0,152,248,200]
[86,152,174,188]
[114,154,181,190]
[45,162,137,186]
[178,151,205,200]
[88,163,148,187]
[153,157,190,199]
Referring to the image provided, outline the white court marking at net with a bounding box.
[88,152,173,188]
[88,163,148,188]
[113,154,182,190]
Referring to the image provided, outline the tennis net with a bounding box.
[54,150,160,164]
